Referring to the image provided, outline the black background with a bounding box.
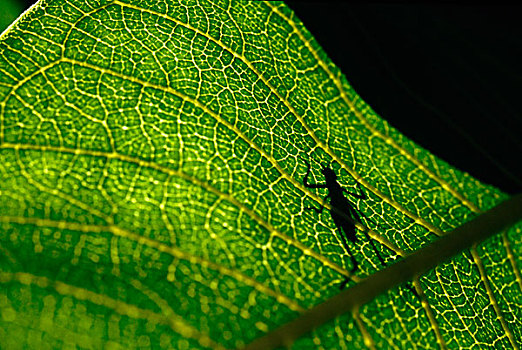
[18,1,522,194]
[286,2,522,194]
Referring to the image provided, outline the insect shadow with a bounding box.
[302,159,418,295]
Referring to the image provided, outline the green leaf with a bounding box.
[0,1,520,349]
[246,194,522,349]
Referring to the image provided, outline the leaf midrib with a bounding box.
[242,194,522,350]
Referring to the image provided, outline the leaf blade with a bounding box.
[0,1,520,349]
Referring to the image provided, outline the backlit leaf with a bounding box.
[0,1,520,349]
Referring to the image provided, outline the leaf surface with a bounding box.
[0,1,520,349]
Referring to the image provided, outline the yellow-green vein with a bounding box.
[0,214,305,313]
[0,271,225,350]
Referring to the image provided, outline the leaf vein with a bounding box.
[470,246,519,349]
[0,214,305,313]
[111,1,446,242]
[262,3,496,265]
[0,270,224,349]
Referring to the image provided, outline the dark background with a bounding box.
[17,1,522,194]
[286,2,522,194]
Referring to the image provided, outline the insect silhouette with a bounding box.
[302,160,387,289]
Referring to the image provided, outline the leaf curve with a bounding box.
[0,1,520,349]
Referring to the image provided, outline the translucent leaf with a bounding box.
[0,1,520,349]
